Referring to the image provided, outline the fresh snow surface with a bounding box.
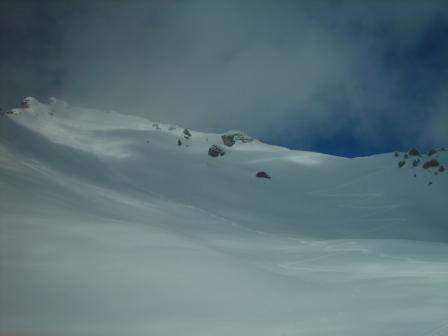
[1,98,448,336]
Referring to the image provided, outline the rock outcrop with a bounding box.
[221,131,253,147]
[394,146,446,185]
[183,129,192,139]
[222,134,236,147]
[208,145,225,157]
[423,159,440,169]
[256,171,271,179]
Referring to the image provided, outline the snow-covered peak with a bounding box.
[1,97,448,336]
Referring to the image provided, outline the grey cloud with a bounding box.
[2,0,448,153]
[61,2,364,129]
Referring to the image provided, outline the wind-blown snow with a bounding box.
[1,98,447,336]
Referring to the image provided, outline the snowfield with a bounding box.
[1,98,447,336]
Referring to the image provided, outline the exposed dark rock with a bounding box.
[439,165,445,173]
[398,161,406,168]
[222,134,236,147]
[183,129,192,138]
[394,152,399,157]
[177,139,182,146]
[208,145,225,157]
[428,181,433,186]
[412,159,420,167]
[221,131,253,147]
[233,132,253,143]
[404,154,409,159]
[256,171,271,179]
[408,148,420,156]
[423,159,440,169]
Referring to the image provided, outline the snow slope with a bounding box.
[1,98,448,336]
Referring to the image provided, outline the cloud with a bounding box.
[59,1,375,131]
[418,86,448,147]
[1,0,447,154]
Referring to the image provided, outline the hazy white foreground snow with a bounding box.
[1,98,447,336]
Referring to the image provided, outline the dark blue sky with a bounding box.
[268,16,448,157]
[1,0,447,157]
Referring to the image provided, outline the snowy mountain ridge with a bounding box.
[1,97,448,336]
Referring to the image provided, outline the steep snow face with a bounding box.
[1,98,448,336]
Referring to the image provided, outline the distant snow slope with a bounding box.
[1,98,447,336]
